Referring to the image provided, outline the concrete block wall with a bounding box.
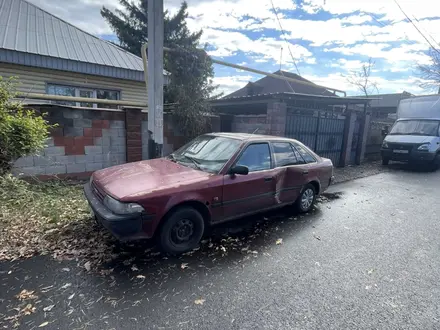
[231,115,269,135]
[13,105,127,178]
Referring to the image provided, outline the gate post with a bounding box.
[267,101,287,136]
[340,111,356,167]
[356,112,371,165]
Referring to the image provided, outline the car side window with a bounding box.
[272,142,299,167]
[236,143,271,172]
[292,143,316,163]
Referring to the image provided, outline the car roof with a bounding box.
[207,132,296,142]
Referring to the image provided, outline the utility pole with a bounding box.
[147,0,164,158]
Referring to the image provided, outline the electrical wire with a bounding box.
[269,0,301,76]
[393,0,440,55]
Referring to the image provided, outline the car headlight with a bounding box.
[103,195,144,215]
[417,143,430,151]
[382,141,389,148]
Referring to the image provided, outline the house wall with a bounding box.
[231,115,269,134]
[0,62,147,105]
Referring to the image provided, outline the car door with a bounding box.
[222,142,278,219]
[271,142,310,204]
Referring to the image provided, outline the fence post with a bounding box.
[314,112,320,152]
[339,110,356,167]
[356,112,371,165]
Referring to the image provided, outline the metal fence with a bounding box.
[285,110,346,166]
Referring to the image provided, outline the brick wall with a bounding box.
[13,105,127,178]
[231,115,269,134]
[12,106,220,178]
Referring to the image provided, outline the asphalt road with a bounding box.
[1,168,440,329]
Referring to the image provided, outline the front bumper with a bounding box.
[83,183,154,241]
[381,149,437,163]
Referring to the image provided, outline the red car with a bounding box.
[84,133,334,254]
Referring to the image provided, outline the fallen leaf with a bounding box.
[180,263,189,270]
[194,298,205,305]
[220,246,226,252]
[276,238,283,245]
[43,305,55,312]
[367,269,375,275]
[61,268,70,272]
[84,261,91,272]
[60,283,72,290]
[38,321,49,327]
[131,265,139,272]
[136,275,146,279]
[16,289,37,301]
[68,293,75,300]
[21,304,36,315]
[313,233,321,241]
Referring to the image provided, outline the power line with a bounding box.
[412,15,440,47]
[393,0,440,55]
[269,0,301,76]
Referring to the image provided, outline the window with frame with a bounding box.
[236,143,271,172]
[47,84,120,109]
[272,142,300,167]
[292,142,316,163]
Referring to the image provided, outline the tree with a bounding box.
[0,77,52,173]
[418,49,440,93]
[101,1,218,138]
[346,57,379,98]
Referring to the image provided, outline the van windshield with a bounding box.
[389,120,440,136]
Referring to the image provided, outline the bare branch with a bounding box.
[346,57,379,98]
[418,49,440,91]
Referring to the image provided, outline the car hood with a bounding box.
[384,135,437,144]
[92,158,212,201]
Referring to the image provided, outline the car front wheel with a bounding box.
[295,184,316,213]
[158,207,205,255]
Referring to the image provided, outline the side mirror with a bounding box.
[229,165,249,176]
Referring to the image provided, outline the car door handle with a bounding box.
[264,177,273,182]
[302,170,309,175]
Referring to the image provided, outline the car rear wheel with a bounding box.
[295,184,317,213]
[158,207,205,255]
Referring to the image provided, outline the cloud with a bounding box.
[202,29,313,64]
[212,74,254,95]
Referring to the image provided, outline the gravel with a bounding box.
[333,160,387,184]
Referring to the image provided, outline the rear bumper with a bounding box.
[381,149,437,163]
[83,183,154,241]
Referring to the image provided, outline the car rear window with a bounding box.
[292,143,316,163]
[272,142,300,167]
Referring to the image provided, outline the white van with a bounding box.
[381,95,440,169]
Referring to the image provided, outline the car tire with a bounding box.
[158,207,205,255]
[295,184,317,213]
[382,158,389,165]
[429,154,440,172]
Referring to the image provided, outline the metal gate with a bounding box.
[350,116,362,164]
[285,111,346,166]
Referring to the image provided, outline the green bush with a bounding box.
[0,77,52,173]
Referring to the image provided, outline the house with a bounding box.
[358,92,414,119]
[0,0,168,108]
[212,70,373,166]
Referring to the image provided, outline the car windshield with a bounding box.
[170,135,242,173]
[389,120,440,136]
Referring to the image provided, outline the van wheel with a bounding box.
[295,184,317,213]
[158,207,204,255]
[429,154,440,172]
[382,158,389,165]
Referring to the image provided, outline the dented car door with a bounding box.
[271,142,310,204]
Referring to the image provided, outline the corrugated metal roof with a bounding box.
[0,0,168,81]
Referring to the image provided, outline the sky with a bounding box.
[27,0,440,97]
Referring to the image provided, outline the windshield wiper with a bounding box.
[182,155,202,170]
